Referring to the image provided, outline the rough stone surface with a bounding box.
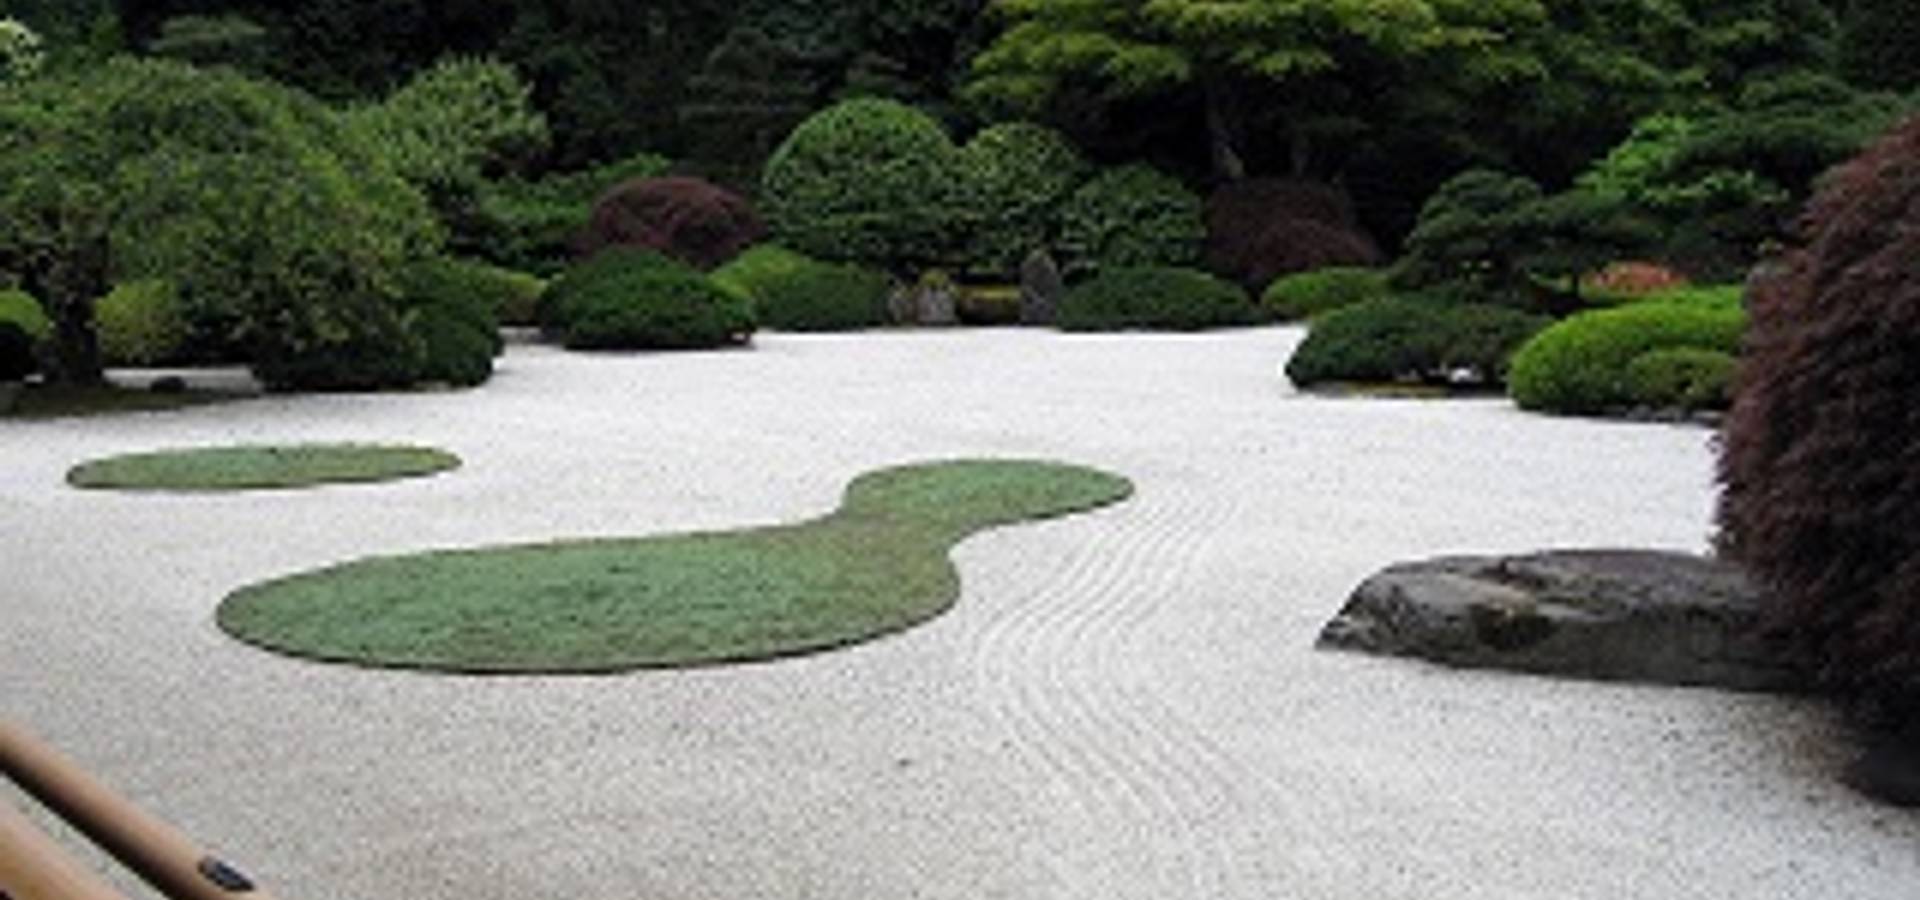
[1018,249,1063,325]
[916,284,958,326]
[1317,549,1803,692]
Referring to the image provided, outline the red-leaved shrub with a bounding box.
[576,176,765,271]
[1203,178,1382,292]
[1717,116,1920,721]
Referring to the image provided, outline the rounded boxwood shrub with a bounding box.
[576,176,765,271]
[1507,301,1746,414]
[1284,298,1551,387]
[0,321,36,381]
[1624,347,1735,410]
[543,248,754,350]
[1262,267,1391,320]
[0,288,51,341]
[96,279,188,366]
[1056,164,1204,278]
[761,98,964,270]
[1717,115,1920,723]
[958,122,1089,277]
[753,262,891,332]
[708,243,815,304]
[395,258,503,386]
[1057,266,1256,332]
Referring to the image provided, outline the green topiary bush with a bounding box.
[1057,267,1256,332]
[542,248,754,350]
[394,257,503,386]
[1624,347,1736,411]
[708,244,817,304]
[0,321,36,381]
[95,279,187,366]
[957,122,1089,278]
[396,257,539,331]
[761,98,965,270]
[1056,164,1204,278]
[1507,301,1746,414]
[1262,267,1392,321]
[753,262,891,332]
[0,288,51,341]
[1284,298,1551,388]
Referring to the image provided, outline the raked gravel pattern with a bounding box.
[4,327,1914,900]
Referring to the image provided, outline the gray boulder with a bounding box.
[1019,249,1063,326]
[1316,549,1802,692]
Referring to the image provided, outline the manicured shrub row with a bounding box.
[1285,298,1550,387]
[1057,267,1256,332]
[1623,347,1735,411]
[1262,267,1390,320]
[1506,297,1745,414]
[541,248,754,350]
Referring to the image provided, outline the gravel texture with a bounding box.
[4,327,1914,900]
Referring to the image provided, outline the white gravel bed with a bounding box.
[3,326,1912,900]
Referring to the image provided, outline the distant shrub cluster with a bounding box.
[1056,165,1205,280]
[1262,267,1390,321]
[1507,294,1745,414]
[1285,299,1550,388]
[1057,267,1255,332]
[542,248,754,350]
[710,244,891,332]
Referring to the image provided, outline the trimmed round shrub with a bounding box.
[1204,178,1382,292]
[96,279,188,366]
[1262,267,1391,321]
[0,321,35,381]
[761,98,964,269]
[1624,347,1735,410]
[1717,115,1920,720]
[543,248,754,350]
[708,244,816,304]
[394,258,502,386]
[753,262,891,332]
[1284,298,1551,387]
[1057,267,1256,332]
[1508,301,1746,414]
[1056,164,1204,278]
[958,122,1089,277]
[0,288,51,341]
[396,257,542,329]
[576,176,765,271]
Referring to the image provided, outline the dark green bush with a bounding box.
[470,152,673,275]
[95,279,187,366]
[761,98,965,270]
[0,288,51,341]
[957,122,1089,277]
[543,248,754,350]
[753,262,891,332]
[394,257,503,386]
[1262,267,1391,320]
[396,257,538,332]
[1508,301,1746,414]
[708,244,816,304]
[1624,347,1735,410]
[0,321,36,381]
[1056,165,1204,278]
[1284,298,1551,387]
[1057,267,1256,332]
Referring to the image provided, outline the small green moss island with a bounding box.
[68,444,460,491]
[217,459,1134,672]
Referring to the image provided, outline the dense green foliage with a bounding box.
[1622,346,1734,411]
[1057,266,1255,332]
[94,279,186,366]
[1718,115,1920,721]
[216,459,1132,672]
[750,260,891,332]
[958,122,1089,277]
[1507,297,1745,414]
[0,288,51,340]
[468,152,672,274]
[1284,298,1550,387]
[0,16,44,82]
[542,248,754,350]
[761,98,965,270]
[393,257,505,385]
[1262,267,1391,321]
[1056,164,1203,278]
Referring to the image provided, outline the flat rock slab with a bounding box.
[1317,549,1803,692]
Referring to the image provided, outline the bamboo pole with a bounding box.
[0,800,130,900]
[0,720,281,900]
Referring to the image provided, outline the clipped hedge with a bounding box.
[1624,347,1736,411]
[96,279,188,366]
[958,122,1089,277]
[397,257,544,328]
[1508,300,1746,414]
[576,176,764,271]
[754,262,891,332]
[761,98,964,269]
[543,248,754,350]
[1285,298,1551,388]
[1262,267,1391,321]
[395,258,503,386]
[0,288,51,341]
[1056,164,1204,278]
[1057,266,1256,332]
